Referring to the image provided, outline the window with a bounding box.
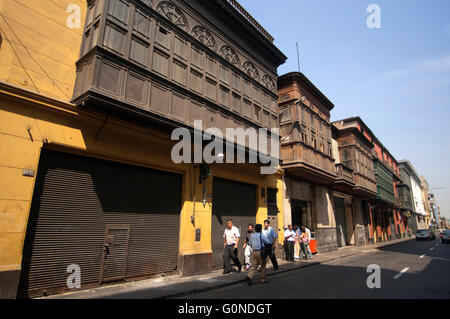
[191,47,203,69]
[206,56,216,77]
[152,49,169,76]
[174,36,187,59]
[206,78,217,101]
[219,65,229,84]
[232,93,241,113]
[232,73,241,91]
[108,0,129,24]
[190,70,202,93]
[219,86,229,107]
[130,37,148,65]
[243,99,252,118]
[253,105,261,122]
[173,60,187,85]
[103,23,126,54]
[133,10,150,36]
[155,26,170,48]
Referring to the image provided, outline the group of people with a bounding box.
[222,219,312,285]
[283,224,313,261]
[222,219,278,285]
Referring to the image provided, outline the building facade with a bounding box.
[331,120,378,247]
[398,161,416,234]
[278,72,338,253]
[332,118,406,243]
[0,0,286,298]
[399,160,428,231]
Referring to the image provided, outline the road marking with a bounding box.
[430,247,434,251]
[419,254,425,259]
[393,267,410,279]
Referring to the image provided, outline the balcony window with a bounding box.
[130,37,148,65]
[155,26,170,48]
[219,65,229,84]
[219,86,229,107]
[232,93,241,113]
[190,70,202,93]
[206,78,217,101]
[108,0,129,25]
[152,49,169,76]
[253,105,261,122]
[103,23,126,54]
[243,99,252,118]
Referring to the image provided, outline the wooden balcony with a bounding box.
[333,163,355,192]
[281,141,336,185]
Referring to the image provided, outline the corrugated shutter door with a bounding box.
[18,149,181,298]
[211,178,257,268]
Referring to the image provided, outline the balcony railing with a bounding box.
[335,163,354,184]
[225,0,274,42]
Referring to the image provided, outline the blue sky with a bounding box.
[239,0,450,219]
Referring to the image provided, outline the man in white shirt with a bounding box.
[284,225,296,261]
[223,219,242,274]
[262,219,279,271]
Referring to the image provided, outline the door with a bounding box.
[211,178,257,268]
[101,225,130,283]
[18,149,182,297]
[334,197,348,247]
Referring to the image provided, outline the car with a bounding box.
[416,229,435,241]
[440,230,450,243]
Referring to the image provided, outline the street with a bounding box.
[180,239,450,299]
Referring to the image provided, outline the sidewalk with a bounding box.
[41,237,413,299]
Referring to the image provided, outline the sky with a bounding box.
[238,0,450,220]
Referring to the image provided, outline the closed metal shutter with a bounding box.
[18,149,181,298]
[211,178,257,268]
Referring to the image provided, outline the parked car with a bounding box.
[416,229,436,240]
[440,230,450,243]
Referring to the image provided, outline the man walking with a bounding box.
[245,224,267,285]
[262,219,279,271]
[284,225,296,261]
[223,219,242,274]
[243,224,254,270]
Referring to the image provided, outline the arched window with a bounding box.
[192,25,216,48]
[262,75,275,91]
[219,45,239,65]
[243,61,259,80]
[156,1,188,30]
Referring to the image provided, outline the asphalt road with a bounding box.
[180,238,450,299]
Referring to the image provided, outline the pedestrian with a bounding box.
[223,219,242,274]
[245,224,267,285]
[243,224,254,270]
[284,225,296,261]
[304,225,313,259]
[262,219,279,271]
[293,224,300,259]
[300,225,310,260]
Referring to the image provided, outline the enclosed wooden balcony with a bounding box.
[333,163,355,192]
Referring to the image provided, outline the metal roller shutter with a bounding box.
[211,178,257,268]
[18,149,181,298]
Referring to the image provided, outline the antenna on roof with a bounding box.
[296,42,300,72]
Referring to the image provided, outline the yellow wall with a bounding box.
[0,0,86,102]
[0,86,284,270]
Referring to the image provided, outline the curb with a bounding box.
[157,237,414,299]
